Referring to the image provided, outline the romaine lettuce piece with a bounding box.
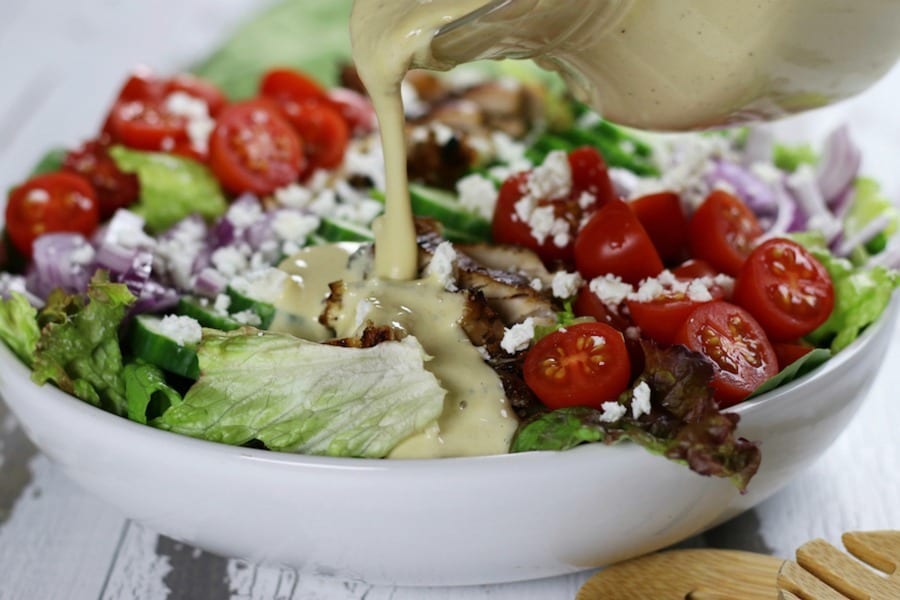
[124,361,183,425]
[31,272,135,415]
[794,232,899,352]
[109,146,227,232]
[154,331,446,457]
[512,342,761,491]
[0,292,40,367]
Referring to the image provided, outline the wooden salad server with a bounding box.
[576,530,900,600]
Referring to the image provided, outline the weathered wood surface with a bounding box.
[2,1,900,598]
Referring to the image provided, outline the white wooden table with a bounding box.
[1,1,900,598]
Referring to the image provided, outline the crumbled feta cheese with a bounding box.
[530,278,544,292]
[231,310,262,327]
[227,199,264,229]
[631,277,666,302]
[501,317,535,354]
[70,241,95,266]
[308,189,338,216]
[104,210,156,250]
[625,326,641,340]
[343,139,386,191]
[431,122,455,146]
[527,150,572,200]
[213,294,231,315]
[456,174,499,220]
[158,315,202,346]
[551,271,583,299]
[164,92,214,154]
[491,131,532,174]
[401,80,428,118]
[272,211,320,247]
[229,267,288,304]
[273,184,313,209]
[631,381,652,419]
[588,274,633,311]
[424,241,458,291]
[599,401,627,423]
[475,345,492,360]
[577,191,596,210]
[686,279,714,302]
[154,218,206,290]
[211,246,249,279]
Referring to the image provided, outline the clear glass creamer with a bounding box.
[429,0,900,131]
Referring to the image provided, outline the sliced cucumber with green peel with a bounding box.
[317,217,376,242]
[176,297,241,331]
[226,287,277,329]
[129,316,200,379]
[408,184,491,240]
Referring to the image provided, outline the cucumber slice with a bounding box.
[317,217,376,242]
[408,184,491,240]
[226,287,277,329]
[129,316,200,379]
[177,297,241,331]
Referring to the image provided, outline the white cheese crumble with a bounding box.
[527,150,572,200]
[424,241,458,291]
[210,246,248,279]
[104,209,156,251]
[588,274,634,311]
[501,317,535,354]
[273,183,313,209]
[627,270,735,304]
[229,267,288,304]
[213,294,231,315]
[456,174,499,220]
[599,401,627,423]
[231,310,262,327]
[400,80,428,118]
[272,211,320,252]
[164,92,214,154]
[158,315,202,346]
[551,271,584,299]
[153,217,206,290]
[530,278,544,292]
[631,381,652,419]
[226,199,264,229]
[70,241,95,266]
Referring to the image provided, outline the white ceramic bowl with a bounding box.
[0,298,896,586]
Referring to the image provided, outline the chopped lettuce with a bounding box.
[844,177,900,240]
[773,143,818,173]
[31,272,135,416]
[30,147,68,176]
[109,146,227,232]
[154,331,446,457]
[749,348,831,398]
[0,292,40,367]
[513,342,761,491]
[124,361,184,425]
[794,232,900,352]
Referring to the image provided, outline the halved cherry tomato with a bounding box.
[327,87,377,135]
[5,172,100,257]
[627,283,725,346]
[491,148,614,266]
[208,99,305,195]
[574,199,664,284]
[688,190,763,276]
[672,258,719,280]
[523,322,631,410]
[568,146,617,208]
[630,191,689,264]
[281,99,349,174]
[772,341,815,370]
[675,301,778,407]
[260,68,328,106]
[573,285,633,331]
[166,74,227,116]
[733,238,834,341]
[63,140,139,220]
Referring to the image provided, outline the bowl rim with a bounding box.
[1,294,896,472]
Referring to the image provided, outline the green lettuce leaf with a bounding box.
[192,0,353,98]
[512,342,761,491]
[773,143,817,173]
[793,232,900,352]
[30,147,68,176]
[124,361,184,425]
[109,146,227,232]
[749,348,831,398]
[153,331,446,457]
[0,292,40,367]
[31,272,135,415]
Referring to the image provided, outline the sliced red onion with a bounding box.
[193,267,228,298]
[834,213,893,257]
[764,180,797,236]
[816,125,861,207]
[328,87,377,134]
[0,273,44,307]
[27,233,95,298]
[707,160,777,217]
[786,166,842,242]
[129,280,180,316]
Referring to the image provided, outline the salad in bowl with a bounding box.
[0,50,900,583]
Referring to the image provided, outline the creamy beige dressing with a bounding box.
[273,244,516,458]
[273,243,369,341]
[327,276,516,458]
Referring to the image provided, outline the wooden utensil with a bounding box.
[576,530,900,600]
